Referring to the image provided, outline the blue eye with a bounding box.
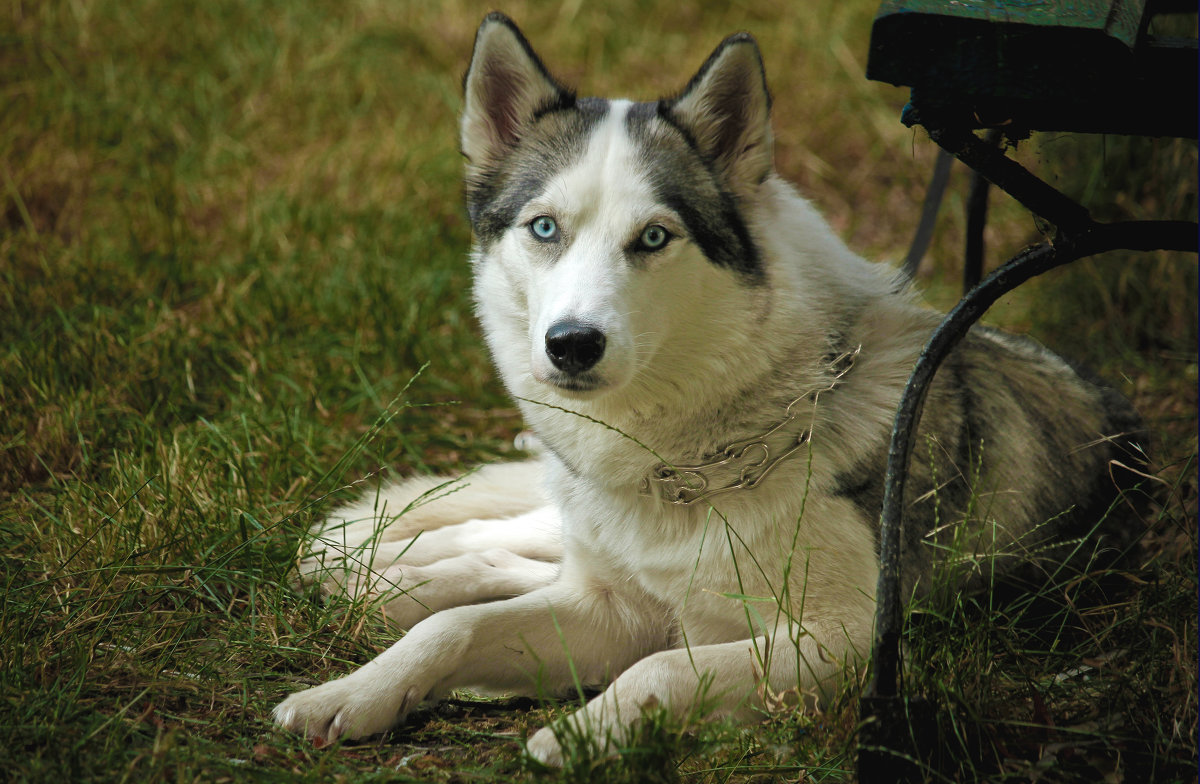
[639,224,670,251]
[530,216,559,241]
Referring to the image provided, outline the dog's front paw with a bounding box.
[526,725,566,767]
[526,716,620,767]
[273,673,420,743]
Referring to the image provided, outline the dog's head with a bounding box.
[461,13,774,405]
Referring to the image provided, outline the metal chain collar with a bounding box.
[639,345,861,506]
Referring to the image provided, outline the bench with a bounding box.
[857,1,1197,779]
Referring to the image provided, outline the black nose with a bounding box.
[545,322,606,375]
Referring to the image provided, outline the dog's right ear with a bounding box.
[461,13,573,168]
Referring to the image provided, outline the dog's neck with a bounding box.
[518,317,866,497]
[638,344,859,505]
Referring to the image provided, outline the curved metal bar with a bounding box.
[868,240,1068,700]
[868,218,1197,702]
[858,218,1196,781]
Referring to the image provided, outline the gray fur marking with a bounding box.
[625,103,763,279]
[465,98,610,246]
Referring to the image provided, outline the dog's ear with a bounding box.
[663,33,773,193]
[461,13,573,168]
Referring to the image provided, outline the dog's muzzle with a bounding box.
[544,321,606,375]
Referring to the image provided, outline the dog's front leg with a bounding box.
[273,577,661,744]
[526,619,867,765]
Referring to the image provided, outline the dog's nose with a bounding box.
[545,322,606,375]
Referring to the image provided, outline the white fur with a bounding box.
[297,461,559,628]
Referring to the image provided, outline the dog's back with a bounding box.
[877,322,1146,596]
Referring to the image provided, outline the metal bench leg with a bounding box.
[902,149,954,279]
[857,125,1197,782]
[963,129,1003,292]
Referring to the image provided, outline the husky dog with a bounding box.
[274,13,1143,764]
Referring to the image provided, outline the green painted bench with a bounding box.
[867,0,1197,138]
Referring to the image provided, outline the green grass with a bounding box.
[3,1,1196,781]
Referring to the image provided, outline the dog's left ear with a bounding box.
[461,13,573,170]
[663,33,773,194]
